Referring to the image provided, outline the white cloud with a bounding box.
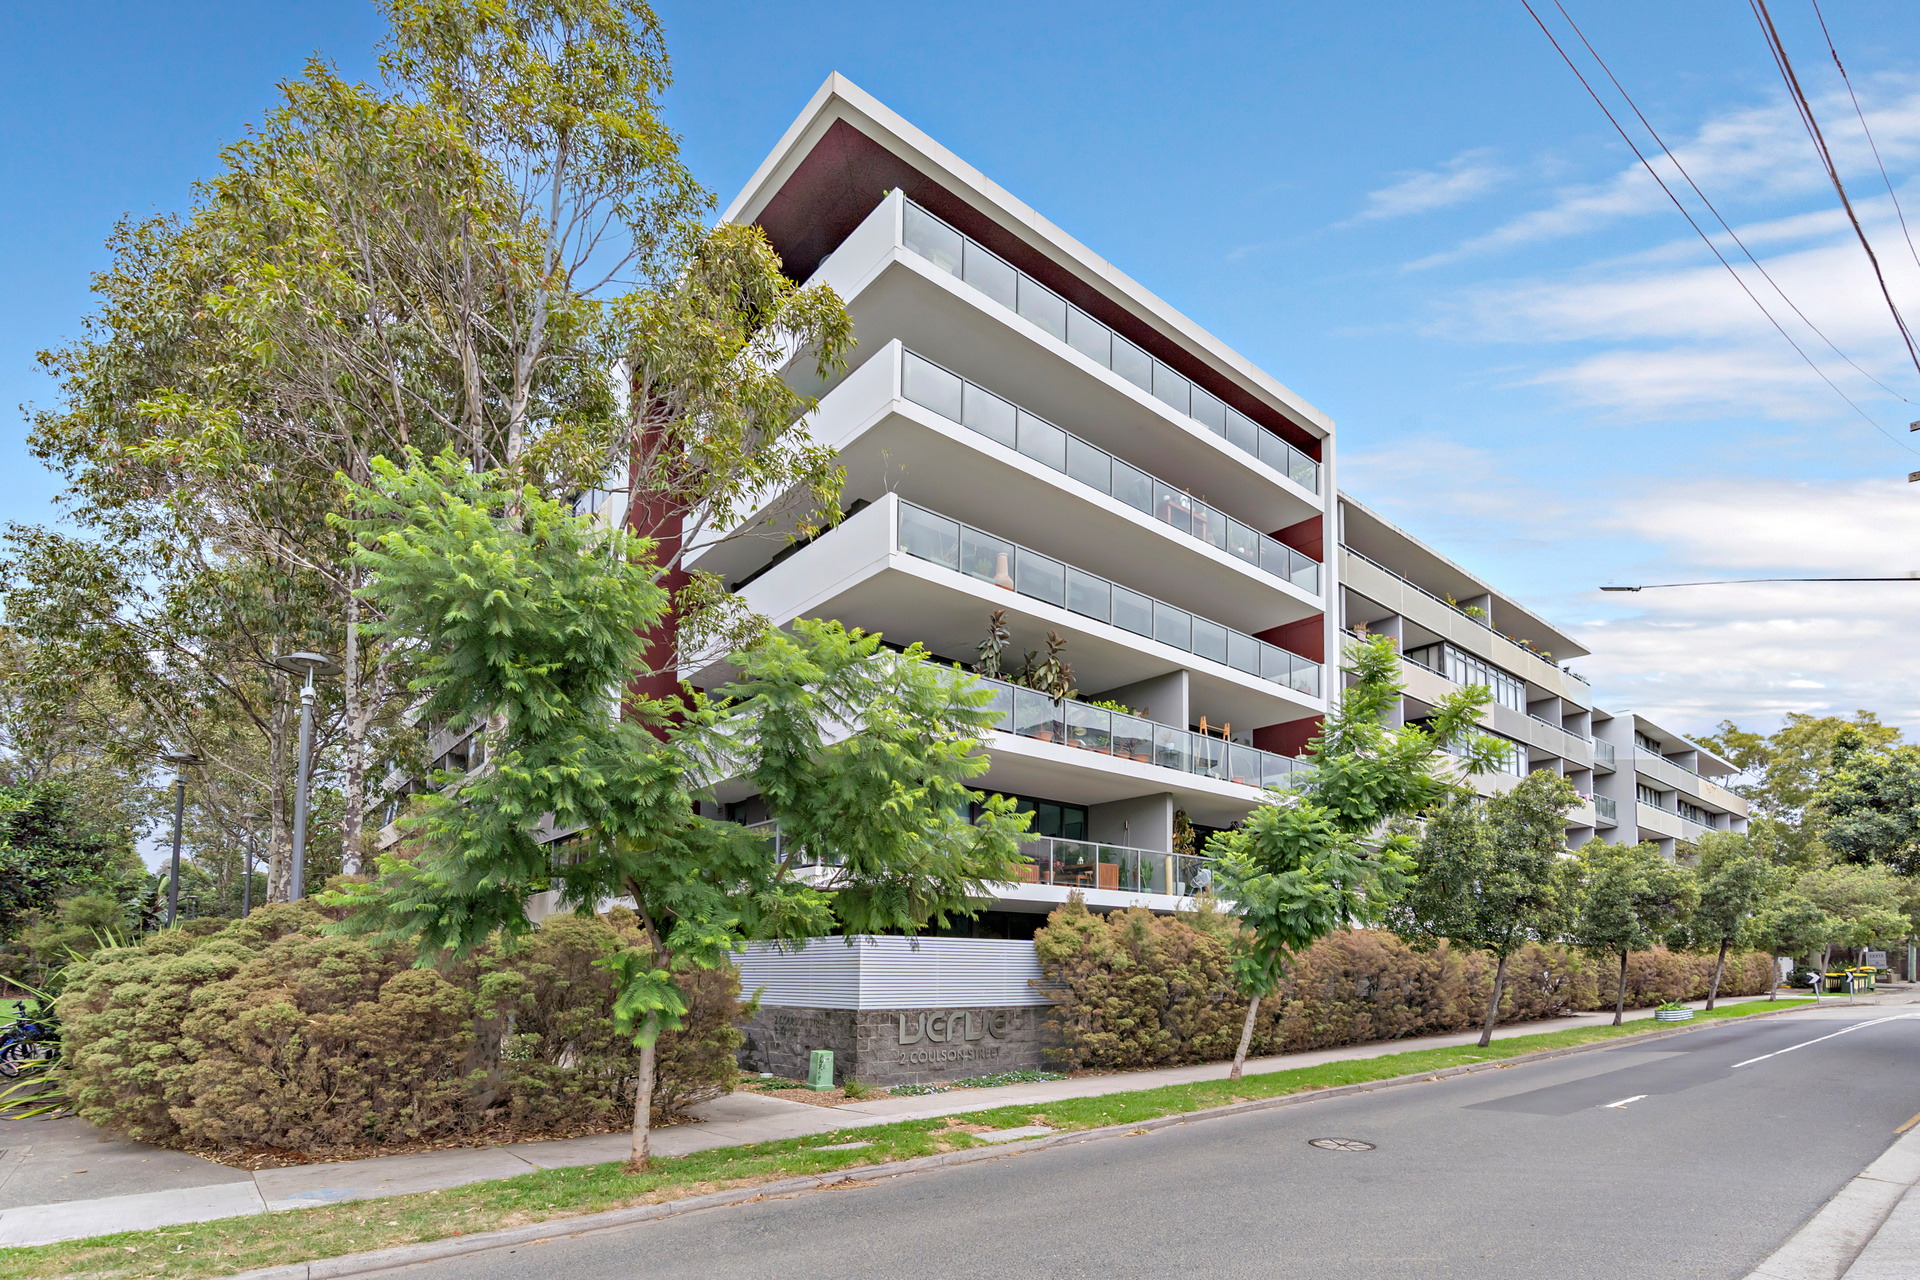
[1351,149,1508,222]
[1410,83,1920,268]
[1576,477,1920,736]
[1434,200,1920,419]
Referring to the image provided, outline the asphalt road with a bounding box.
[393,1006,1920,1280]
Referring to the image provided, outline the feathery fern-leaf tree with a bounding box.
[331,456,1025,1169]
[1208,634,1501,1080]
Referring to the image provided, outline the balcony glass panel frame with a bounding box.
[897,501,1322,698]
[902,201,1321,494]
[900,349,1321,594]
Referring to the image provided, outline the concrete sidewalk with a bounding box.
[0,989,1850,1248]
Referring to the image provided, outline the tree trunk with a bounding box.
[1706,937,1729,1012]
[1769,951,1782,1000]
[1613,949,1629,1026]
[1478,952,1511,1048]
[1228,994,1261,1083]
[627,1022,658,1173]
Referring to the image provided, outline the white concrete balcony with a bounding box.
[690,493,1326,739]
[774,828,1217,916]
[1342,546,1592,709]
[1637,801,1685,841]
[802,192,1323,534]
[1632,751,1748,820]
[689,343,1323,637]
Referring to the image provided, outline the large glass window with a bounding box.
[1405,642,1527,711]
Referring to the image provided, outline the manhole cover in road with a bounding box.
[1308,1137,1376,1152]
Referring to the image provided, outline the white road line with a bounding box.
[1729,1013,1919,1069]
[1602,1095,1647,1109]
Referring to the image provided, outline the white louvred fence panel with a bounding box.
[734,935,1051,1009]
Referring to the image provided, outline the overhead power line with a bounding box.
[1751,0,1920,377]
[1519,0,1917,454]
[1808,0,1920,275]
[1552,0,1909,405]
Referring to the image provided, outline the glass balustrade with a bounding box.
[1592,739,1617,768]
[901,200,1321,494]
[897,501,1322,699]
[757,821,1216,899]
[900,350,1320,595]
[1593,794,1617,821]
[973,674,1306,789]
[1012,835,1215,896]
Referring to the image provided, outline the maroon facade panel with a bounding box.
[752,119,1321,457]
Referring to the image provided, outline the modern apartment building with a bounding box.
[1336,496,1747,848]
[685,74,1336,939]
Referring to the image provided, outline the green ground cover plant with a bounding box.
[0,998,1811,1280]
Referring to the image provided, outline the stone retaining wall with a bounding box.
[739,1003,1055,1086]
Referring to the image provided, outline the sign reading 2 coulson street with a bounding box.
[894,1007,1033,1068]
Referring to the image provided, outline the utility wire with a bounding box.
[1553,0,1909,404]
[1602,574,1920,590]
[1808,0,1920,274]
[1519,0,1916,453]
[1751,0,1920,377]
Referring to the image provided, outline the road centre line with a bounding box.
[1729,1014,1919,1069]
[1602,1095,1646,1109]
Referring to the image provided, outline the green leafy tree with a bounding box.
[1208,635,1500,1080]
[1700,712,1900,865]
[1748,895,1838,995]
[1812,735,1920,880]
[331,456,1024,1168]
[0,783,144,940]
[1387,769,1579,1047]
[1567,842,1700,1024]
[1792,863,1911,972]
[1674,833,1777,1010]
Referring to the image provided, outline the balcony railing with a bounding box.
[759,821,1217,899]
[901,350,1320,595]
[898,500,1322,699]
[1340,544,1590,685]
[1013,835,1215,897]
[901,199,1321,494]
[975,674,1306,790]
[1593,738,1617,768]
[1593,794,1617,821]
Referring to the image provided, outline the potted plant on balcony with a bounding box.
[1653,1000,1694,1022]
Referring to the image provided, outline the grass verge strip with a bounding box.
[0,998,1815,1280]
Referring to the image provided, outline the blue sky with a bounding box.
[8,0,1920,741]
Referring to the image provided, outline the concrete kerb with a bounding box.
[1741,1100,1920,1280]
[219,1000,1833,1280]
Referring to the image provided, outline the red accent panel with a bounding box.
[625,435,691,730]
[1254,716,1323,758]
[751,119,1320,456]
[1256,616,1324,664]
[1271,515,1323,560]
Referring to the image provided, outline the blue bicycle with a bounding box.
[0,1002,56,1079]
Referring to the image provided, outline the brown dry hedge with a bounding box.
[1033,900,1773,1071]
[54,903,746,1156]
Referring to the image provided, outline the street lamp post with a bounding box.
[273,652,340,901]
[161,751,202,927]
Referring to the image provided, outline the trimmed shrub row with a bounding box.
[1033,901,1773,1072]
[55,903,744,1156]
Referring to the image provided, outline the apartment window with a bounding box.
[1679,801,1714,827]
[1634,731,1663,753]
[1428,722,1527,777]
[1637,783,1668,809]
[1403,642,1526,712]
